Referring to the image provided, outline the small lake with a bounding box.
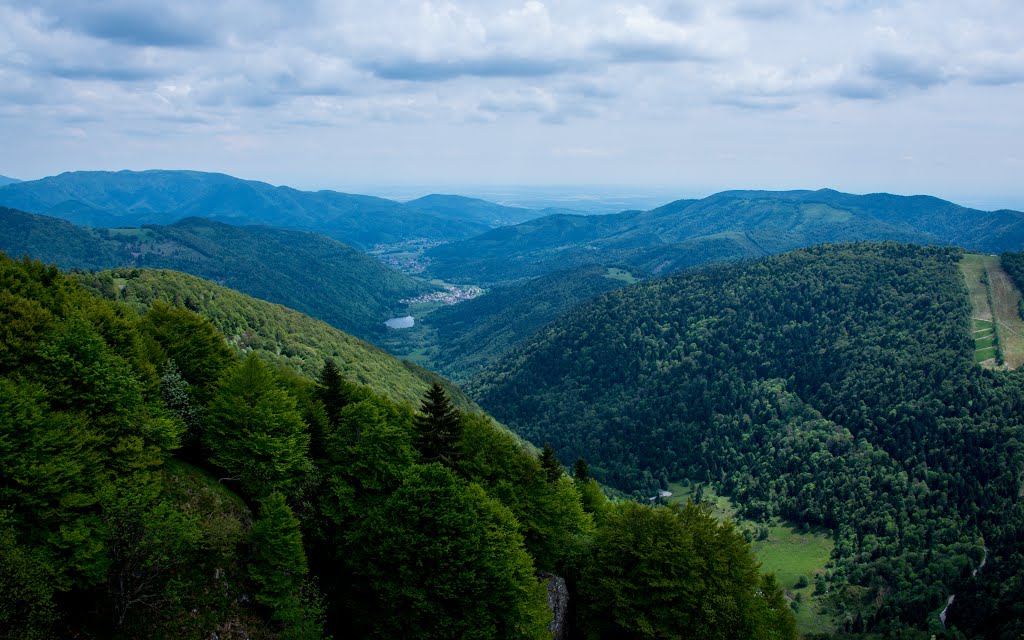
[385,316,415,329]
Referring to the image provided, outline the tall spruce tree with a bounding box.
[540,443,562,484]
[574,456,590,482]
[413,383,461,465]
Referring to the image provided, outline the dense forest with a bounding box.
[72,267,471,411]
[418,265,631,381]
[0,208,434,341]
[0,252,796,639]
[471,242,1024,637]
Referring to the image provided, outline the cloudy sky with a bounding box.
[1,0,1022,208]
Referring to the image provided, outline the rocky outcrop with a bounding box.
[543,573,570,640]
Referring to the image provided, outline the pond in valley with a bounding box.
[385,316,415,329]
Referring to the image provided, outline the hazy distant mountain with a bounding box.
[426,189,1024,284]
[0,170,495,248]
[0,175,20,186]
[404,194,545,226]
[0,207,435,340]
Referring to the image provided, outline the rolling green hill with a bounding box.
[74,267,473,411]
[426,189,1024,284]
[0,170,490,247]
[0,207,434,341]
[470,242,1024,636]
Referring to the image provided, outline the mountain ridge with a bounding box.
[0,170,496,248]
[425,189,1024,284]
[0,206,434,341]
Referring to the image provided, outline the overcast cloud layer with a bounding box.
[1,1,1022,208]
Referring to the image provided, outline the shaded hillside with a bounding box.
[426,189,1024,284]
[471,242,1024,636]
[0,208,434,340]
[423,265,633,381]
[0,170,489,247]
[0,175,20,186]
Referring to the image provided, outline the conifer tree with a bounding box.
[574,456,590,482]
[315,359,347,426]
[159,359,201,447]
[540,443,562,484]
[413,383,461,465]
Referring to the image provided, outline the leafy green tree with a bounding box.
[204,353,311,498]
[103,480,203,629]
[318,396,417,528]
[413,382,462,465]
[453,412,594,572]
[577,501,795,640]
[347,464,551,639]
[141,302,236,404]
[0,522,57,640]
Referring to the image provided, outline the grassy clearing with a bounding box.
[961,255,1024,370]
[989,258,1024,369]
[604,267,640,284]
[666,481,835,637]
[961,254,994,322]
[976,347,997,363]
[962,255,999,366]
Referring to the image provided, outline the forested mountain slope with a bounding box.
[471,242,1024,637]
[0,251,796,639]
[422,265,632,381]
[0,208,433,341]
[74,267,470,411]
[0,175,20,187]
[427,190,1024,284]
[0,170,489,247]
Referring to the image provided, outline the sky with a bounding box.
[1,0,1022,209]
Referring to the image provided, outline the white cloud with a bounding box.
[0,0,1021,205]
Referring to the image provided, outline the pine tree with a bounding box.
[574,456,590,482]
[539,443,562,484]
[413,383,461,465]
[159,359,201,447]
